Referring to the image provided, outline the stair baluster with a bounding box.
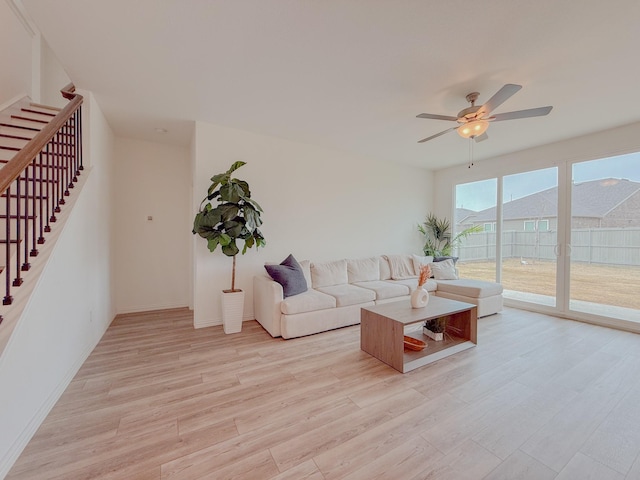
[0,83,83,326]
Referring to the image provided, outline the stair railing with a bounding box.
[0,83,83,324]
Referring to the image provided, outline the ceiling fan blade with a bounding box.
[477,84,522,117]
[416,113,459,122]
[474,132,489,143]
[417,127,458,143]
[490,106,553,122]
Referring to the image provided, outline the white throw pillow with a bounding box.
[385,254,417,280]
[311,259,348,288]
[347,257,380,283]
[412,254,434,274]
[429,259,458,280]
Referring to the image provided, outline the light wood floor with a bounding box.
[7,307,640,479]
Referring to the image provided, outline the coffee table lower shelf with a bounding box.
[403,333,475,372]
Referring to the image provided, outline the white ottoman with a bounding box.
[435,279,503,317]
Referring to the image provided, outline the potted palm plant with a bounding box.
[192,161,266,333]
[418,213,482,257]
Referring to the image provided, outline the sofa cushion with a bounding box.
[379,256,391,280]
[384,254,416,280]
[429,259,458,280]
[412,254,434,275]
[315,284,376,307]
[264,254,308,298]
[281,289,336,315]
[311,259,348,288]
[347,257,380,283]
[353,280,410,300]
[435,279,503,298]
[299,260,312,287]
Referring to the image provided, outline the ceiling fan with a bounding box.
[416,84,552,143]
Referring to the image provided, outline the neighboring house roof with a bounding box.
[468,178,640,222]
[455,208,477,225]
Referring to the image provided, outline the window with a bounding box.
[484,223,494,232]
[538,219,549,231]
[524,220,535,231]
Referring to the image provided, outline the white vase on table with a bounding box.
[410,286,429,308]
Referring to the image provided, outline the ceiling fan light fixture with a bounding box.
[458,119,489,138]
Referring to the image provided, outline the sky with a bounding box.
[456,151,640,212]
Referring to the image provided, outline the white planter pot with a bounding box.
[221,290,244,334]
[423,327,443,341]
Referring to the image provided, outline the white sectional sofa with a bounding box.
[253,254,502,339]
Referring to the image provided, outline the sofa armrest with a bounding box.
[253,274,284,337]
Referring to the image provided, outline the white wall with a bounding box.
[0,91,115,478]
[39,36,70,108]
[193,121,433,328]
[433,121,640,217]
[114,137,190,314]
[0,0,33,105]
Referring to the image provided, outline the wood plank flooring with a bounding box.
[7,307,640,479]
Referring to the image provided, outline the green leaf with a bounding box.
[235,179,250,197]
[220,182,244,203]
[244,206,262,231]
[224,220,244,238]
[244,197,263,212]
[222,241,239,257]
[242,235,255,254]
[217,204,239,222]
[193,210,222,238]
[206,236,220,252]
[219,233,231,246]
[227,161,246,174]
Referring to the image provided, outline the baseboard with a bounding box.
[194,312,254,329]
[0,338,98,479]
[116,302,189,315]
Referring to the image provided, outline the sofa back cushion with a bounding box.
[311,259,348,288]
[379,256,391,280]
[299,260,312,287]
[347,257,380,283]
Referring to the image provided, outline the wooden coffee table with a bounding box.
[360,296,477,373]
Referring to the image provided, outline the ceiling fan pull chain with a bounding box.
[468,138,474,168]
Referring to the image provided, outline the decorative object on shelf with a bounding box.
[403,335,426,351]
[418,213,482,257]
[423,317,446,341]
[410,264,431,309]
[192,161,266,334]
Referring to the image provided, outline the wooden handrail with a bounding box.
[0,83,82,194]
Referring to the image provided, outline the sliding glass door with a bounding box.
[502,168,558,307]
[569,155,640,322]
[454,179,497,283]
[452,152,640,326]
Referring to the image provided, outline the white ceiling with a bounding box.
[21,0,640,170]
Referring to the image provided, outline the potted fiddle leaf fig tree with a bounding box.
[192,161,266,334]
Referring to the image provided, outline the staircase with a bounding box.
[0,84,82,335]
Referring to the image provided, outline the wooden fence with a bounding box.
[457,228,640,266]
